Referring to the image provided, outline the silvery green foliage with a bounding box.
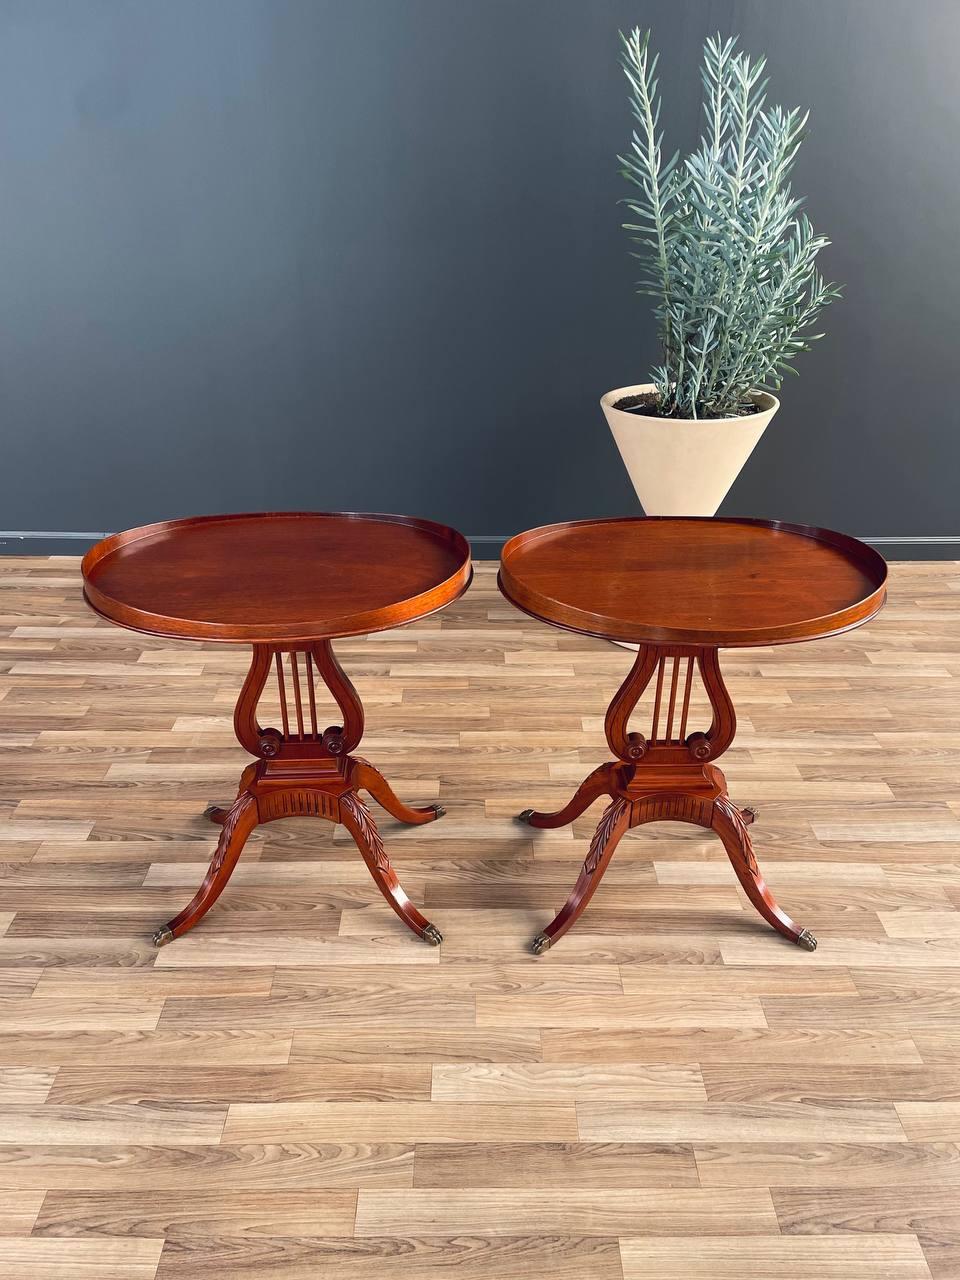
[619,29,841,419]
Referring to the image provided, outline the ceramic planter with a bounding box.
[601,382,779,516]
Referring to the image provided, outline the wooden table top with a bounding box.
[82,512,472,643]
[499,517,887,647]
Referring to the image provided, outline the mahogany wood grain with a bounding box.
[83,511,472,643]
[499,516,886,647]
[81,512,472,946]
[503,518,887,953]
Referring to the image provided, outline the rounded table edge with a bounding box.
[81,511,473,643]
[498,516,889,648]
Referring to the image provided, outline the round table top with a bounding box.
[499,517,887,647]
[82,512,472,643]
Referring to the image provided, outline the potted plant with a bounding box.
[604,29,840,515]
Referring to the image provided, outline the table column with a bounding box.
[153,641,444,947]
[518,644,817,954]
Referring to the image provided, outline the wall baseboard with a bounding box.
[1,531,959,562]
[0,531,111,557]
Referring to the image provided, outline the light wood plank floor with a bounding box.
[0,556,958,1278]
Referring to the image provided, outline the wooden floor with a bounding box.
[0,557,959,1278]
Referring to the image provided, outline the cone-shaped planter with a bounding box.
[601,383,779,516]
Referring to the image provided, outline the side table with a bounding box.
[499,517,887,954]
[83,512,471,946]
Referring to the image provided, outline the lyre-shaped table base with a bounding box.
[519,645,818,955]
[153,641,444,948]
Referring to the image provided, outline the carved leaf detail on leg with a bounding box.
[210,794,257,877]
[713,795,760,878]
[584,797,632,874]
[340,792,390,871]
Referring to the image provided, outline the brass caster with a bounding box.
[153,926,174,948]
[797,929,818,952]
[531,932,552,956]
[429,804,447,819]
[517,809,535,825]
[741,806,758,825]
[422,924,443,946]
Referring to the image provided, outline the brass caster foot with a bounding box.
[531,932,552,956]
[422,924,443,946]
[517,809,535,825]
[741,806,758,825]
[153,926,174,948]
[797,929,818,952]
[429,804,446,819]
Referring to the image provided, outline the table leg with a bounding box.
[531,796,632,954]
[350,758,446,825]
[340,792,442,944]
[518,762,619,830]
[152,642,443,947]
[521,645,817,954]
[153,793,258,946]
[712,796,816,950]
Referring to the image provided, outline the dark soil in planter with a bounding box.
[613,391,761,419]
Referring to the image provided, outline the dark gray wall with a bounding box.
[0,0,957,549]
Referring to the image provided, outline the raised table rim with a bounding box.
[499,516,888,647]
[82,511,473,643]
